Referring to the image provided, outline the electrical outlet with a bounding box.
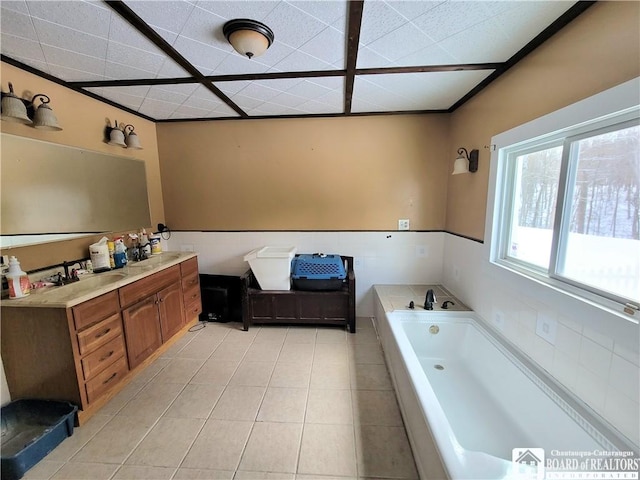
[415,245,427,258]
[492,309,505,331]
[536,313,557,345]
[398,219,410,230]
[180,244,194,252]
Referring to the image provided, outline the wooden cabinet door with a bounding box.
[158,282,185,342]
[122,295,162,369]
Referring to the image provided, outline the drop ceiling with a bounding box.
[0,0,592,122]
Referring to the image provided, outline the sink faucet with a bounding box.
[62,258,87,283]
[424,289,436,310]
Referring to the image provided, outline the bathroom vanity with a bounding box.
[0,253,201,424]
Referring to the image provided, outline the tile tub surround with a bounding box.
[442,234,640,448]
[24,319,419,480]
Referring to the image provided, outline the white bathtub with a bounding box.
[375,310,632,480]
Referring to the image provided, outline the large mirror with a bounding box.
[1,133,151,248]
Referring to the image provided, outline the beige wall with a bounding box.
[446,1,640,240]
[0,62,163,271]
[157,114,449,231]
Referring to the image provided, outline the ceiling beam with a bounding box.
[344,0,365,114]
[448,0,597,112]
[104,0,248,118]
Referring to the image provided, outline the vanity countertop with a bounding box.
[1,252,197,309]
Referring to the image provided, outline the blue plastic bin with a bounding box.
[291,254,346,291]
[1,399,78,480]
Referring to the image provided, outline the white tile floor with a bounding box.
[24,318,418,480]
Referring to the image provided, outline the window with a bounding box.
[497,114,640,307]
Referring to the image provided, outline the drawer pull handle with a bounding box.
[96,328,111,338]
[102,372,117,385]
[99,351,114,362]
[189,279,198,285]
[191,293,198,299]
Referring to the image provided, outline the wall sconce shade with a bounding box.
[1,83,32,124]
[108,120,127,147]
[1,83,63,130]
[223,19,274,59]
[452,147,479,175]
[124,124,142,149]
[32,94,62,130]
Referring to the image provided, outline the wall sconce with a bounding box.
[124,124,142,149]
[1,82,63,130]
[106,120,143,149]
[452,147,479,175]
[223,19,275,59]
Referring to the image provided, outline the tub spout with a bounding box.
[424,289,436,310]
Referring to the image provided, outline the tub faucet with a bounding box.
[424,289,436,310]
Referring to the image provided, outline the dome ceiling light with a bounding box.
[223,19,275,59]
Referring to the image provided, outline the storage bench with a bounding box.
[241,255,356,333]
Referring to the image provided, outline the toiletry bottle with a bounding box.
[140,229,151,258]
[114,237,127,268]
[6,256,30,298]
[107,240,116,268]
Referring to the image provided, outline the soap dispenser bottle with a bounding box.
[7,256,30,299]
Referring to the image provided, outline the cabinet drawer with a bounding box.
[185,296,202,320]
[73,291,120,331]
[119,265,180,308]
[77,313,123,355]
[85,355,128,403]
[181,271,200,294]
[180,257,198,277]
[81,335,126,381]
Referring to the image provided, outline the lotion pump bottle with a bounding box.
[7,256,30,299]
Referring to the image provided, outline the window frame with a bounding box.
[492,104,640,312]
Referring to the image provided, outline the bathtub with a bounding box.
[375,310,634,480]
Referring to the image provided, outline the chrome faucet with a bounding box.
[424,289,436,310]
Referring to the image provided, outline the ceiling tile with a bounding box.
[125,0,196,37]
[171,35,228,74]
[1,1,30,15]
[298,26,345,67]
[194,0,280,23]
[0,6,38,40]
[156,59,191,79]
[84,85,150,111]
[352,70,494,111]
[436,18,512,63]
[146,85,191,105]
[411,1,493,43]
[106,41,166,76]
[495,2,577,47]
[138,96,180,118]
[103,61,159,80]
[41,44,105,78]
[394,41,461,67]
[211,53,273,76]
[45,64,105,82]
[107,10,178,53]
[26,0,111,38]
[359,1,408,46]
[229,94,265,111]
[271,49,334,73]
[355,45,394,69]
[364,22,435,64]
[168,104,209,119]
[1,32,48,66]
[31,17,108,58]
[263,1,328,49]
[287,1,348,33]
[384,1,444,22]
[173,4,226,47]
